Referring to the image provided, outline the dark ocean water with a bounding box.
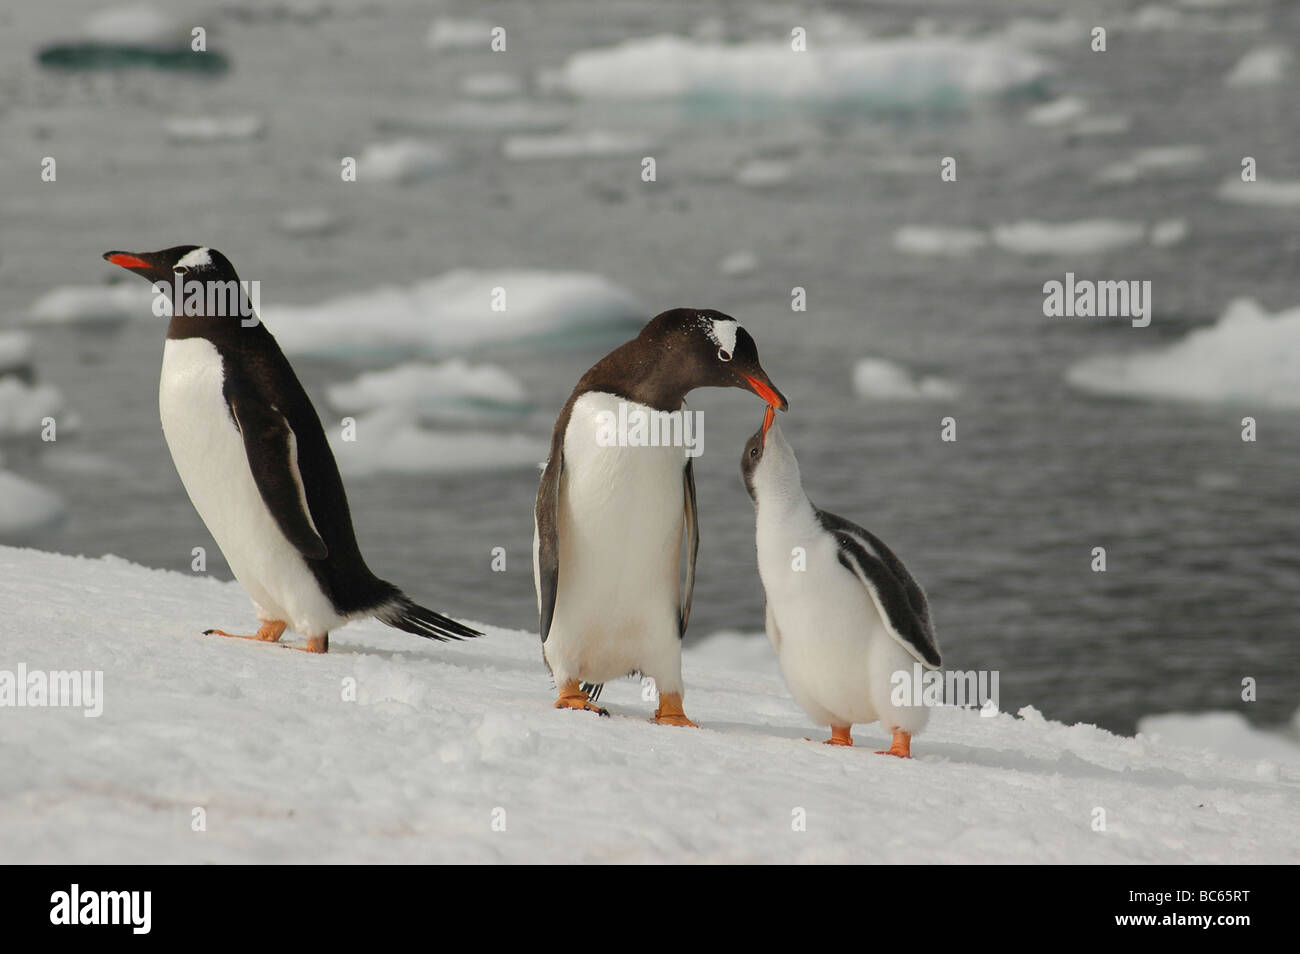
[2,0,1298,734]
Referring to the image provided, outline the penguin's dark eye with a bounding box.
[749,446,759,459]
[718,348,732,363]
[173,265,189,276]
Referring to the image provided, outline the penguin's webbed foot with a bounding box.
[203,620,287,643]
[555,682,610,717]
[875,728,912,758]
[651,693,699,728]
[823,726,854,746]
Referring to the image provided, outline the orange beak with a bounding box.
[742,373,788,411]
[105,252,151,270]
[760,404,775,446]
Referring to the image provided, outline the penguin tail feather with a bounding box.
[376,597,483,642]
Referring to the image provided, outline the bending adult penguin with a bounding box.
[742,407,941,756]
[534,308,786,725]
[104,245,481,653]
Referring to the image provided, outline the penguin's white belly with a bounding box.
[540,392,686,689]
[158,337,340,636]
[759,527,926,732]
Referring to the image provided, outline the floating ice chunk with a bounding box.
[1225,45,1291,87]
[503,130,653,161]
[1217,176,1300,207]
[1024,96,1087,126]
[998,16,1085,48]
[0,471,66,542]
[0,379,66,439]
[560,35,1048,109]
[164,115,265,143]
[327,360,530,421]
[718,251,759,276]
[357,140,455,184]
[992,219,1146,257]
[28,283,153,326]
[276,207,342,237]
[329,408,547,477]
[1070,114,1132,137]
[460,72,524,99]
[1066,298,1300,409]
[1094,145,1205,184]
[263,269,647,358]
[853,358,959,401]
[1149,219,1189,247]
[0,332,34,377]
[83,4,187,45]
[893,225,988,257]
[426,18,494,51]
[379,103,570,135]
[734,159,791,188]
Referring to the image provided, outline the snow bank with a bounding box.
[1066,298,1300,409]
[894,225,988,257]
[2,545,1296,862]
[560,35,1048,110]
[327,360,530,421]
[503,131,653,161]
[853,358,958,401]
[0,477,65,542]
[1217,177,1300,208]
[164,115,265,144]
[28,283,153,326]
[356,140,455,184]
[327,408,546,477]
[263,269,646,359]
[1138,712,1300,768]
[0,379,66,439]
[1224,45,1291,87]
[992,219,1147,257]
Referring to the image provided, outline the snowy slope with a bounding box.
[1,546,1296,864]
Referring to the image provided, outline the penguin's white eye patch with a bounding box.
[175,247,212,270]
[718,348,732,362]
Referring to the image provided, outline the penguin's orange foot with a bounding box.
[288,634,329,654]
[824,726,854,746]
[875,729,912,758]
[203,621,287,643]
[554,682,609,717]
[651,693,699,728]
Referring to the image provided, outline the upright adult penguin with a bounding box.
[742,407,941,756]
[104,245,481,652]
[534,308,786,725]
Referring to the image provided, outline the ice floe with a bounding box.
[853,358,958,401]
[1066,298,1300,409]
[262,269,646,358]
[327,360,531,421]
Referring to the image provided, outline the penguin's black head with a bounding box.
[103,246,252,321]
[638,308,789,412]
[103,246,237,285]
[740,405,776,500]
